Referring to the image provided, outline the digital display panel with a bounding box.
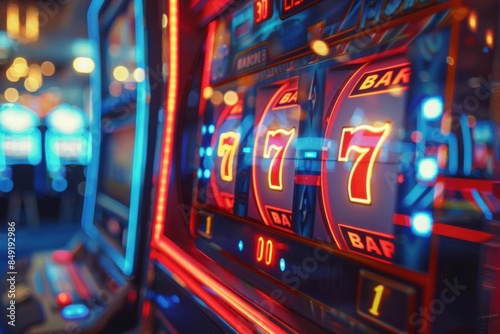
[254,0,273,24]
[94,123,135,253]
[280,0,322,18]
[101,124,135,206]
[105,0,136,97]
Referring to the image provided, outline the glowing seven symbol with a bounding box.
[263,128,295,191]
[338,123,391,205]
[217,131,241,182]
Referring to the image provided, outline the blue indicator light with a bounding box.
[201,125,207,134]
[206,147,213,156]
[238,240,243,251]
[156,295,171,309]
[483,47,489,53]
[280,258,286,272]
[304,151,317,158]
[197,168,202,178]
[411,212,433,237]
[199,147,205,157]
[203,169,211,178]
[61,304,90,321]
[0,178,13,192]
[208,124,215,134]
[417,158,438,181]
[422,97,443,120]
[242,147,251,153]
[52,178,68,192]
[171,295,180,304]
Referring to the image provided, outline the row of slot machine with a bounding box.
[0,103,89,194]
[4,0,500,333]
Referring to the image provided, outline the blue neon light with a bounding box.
[422,97,443,120]
[83,0,149,276]
[417,158,438,181]
[471,189,493,220]
[203,169,211,178]
[201,124,207,134]
[199,147,205,157]
[304,151,317,158]
[461,115,472,176]
[0,103,39,133]
[171,295,180,304]
[280,258,286,272]
[242,147,251,153]
[411,212,433,237]
[208,124,215,134]
[197,168,202,178]
[206,147,213,156]
[238,240,243,251]
[448,134,458,174]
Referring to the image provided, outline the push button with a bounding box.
[52,250,73,264]
[61,304,89,320]
[56,292,72,308]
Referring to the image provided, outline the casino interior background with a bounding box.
[1,0,500,333]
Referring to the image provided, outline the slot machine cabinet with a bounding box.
[0,0,163,333]
[0,103,42,223]
[144,0,500,333]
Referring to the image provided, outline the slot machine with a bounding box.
[1,0,163,333]
[45,104,90,193]
[142,0,500,333]
[0,103,42,194]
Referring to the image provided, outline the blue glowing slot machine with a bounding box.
[45,104,90,193]
[141,0,500,333]
[8,0,163,333]
[0,103,42,193]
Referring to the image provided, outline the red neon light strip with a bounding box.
[393,214,494,243]
[432,223,494,243]
[65,263,90,299]
[154,243,289,334]
[153,0,179,241]
[199,21,215,116]
[437,176,494,193]
[294,174,320,186]
[151,3,286,332]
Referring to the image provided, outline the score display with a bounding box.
[254,0,272,24]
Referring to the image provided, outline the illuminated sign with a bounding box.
[357,270,416,333]
[217,131,241,182]
[235,46,268,73]
[340,225,394,262]
[280,0,322,18]
[263,128,295,191]
[338,123,391,205]
[254,0,272,24]
[350,64,411,97]
[274,90,298,109]
[256,236,274,265]
[266,206,292,229]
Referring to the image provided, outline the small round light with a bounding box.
[203,169,211,178]
[422,97,443,120]
[205,147,213,156]
[238,240,243,251]
[208,125,215,134]
[411,212,433,237]
[310,39,329,56]
[280,258,286,272]
[417,158,438,181]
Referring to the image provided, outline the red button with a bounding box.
[56,292,72,308]
[52,250,73,264]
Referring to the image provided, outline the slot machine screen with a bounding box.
[105,0,136,97]
[94,123,135,252]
